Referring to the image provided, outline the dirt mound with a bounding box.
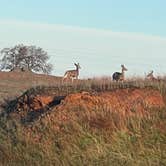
[57,88,164,115]
[4,87,163,143]
[6,88,164,125]
[5,92,65,123]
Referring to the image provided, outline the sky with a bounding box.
[0,0,166,77]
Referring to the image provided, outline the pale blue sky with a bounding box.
[0,1,166,77]
[0,0,166,36]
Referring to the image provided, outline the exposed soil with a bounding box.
[5,88,165,124]
[3,87,165,143]
[0,70,164,131]
[58,88,164,112]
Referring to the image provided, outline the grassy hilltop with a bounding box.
[0,71,166,166]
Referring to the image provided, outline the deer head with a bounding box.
[121,64,128,71]
[74,63,81,70]
[147,70,154,78]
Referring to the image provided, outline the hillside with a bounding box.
[0,71,166,165]
[0,71,62,102]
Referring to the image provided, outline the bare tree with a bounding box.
[0,44,53,74]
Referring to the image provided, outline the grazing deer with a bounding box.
[112,65,128,81]
[63,63,81,82]
[146,70,158,81]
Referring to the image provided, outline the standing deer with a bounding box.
[63,63,81,82]
[112,65,128,81]
[146,70,158,81]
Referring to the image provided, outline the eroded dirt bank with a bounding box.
[5,88,164,124]
[2,87,165,144]
[57,88,164,115]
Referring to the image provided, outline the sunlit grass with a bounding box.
[0,77,166,165]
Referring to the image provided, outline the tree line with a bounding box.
[0,44,53,74]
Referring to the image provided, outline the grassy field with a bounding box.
[0,71,166,166]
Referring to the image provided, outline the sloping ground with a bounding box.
[0,71,62,102]
[5,88,165,126]
[57,88,164,115]
[0,87,166,165]
[3,87,164,151]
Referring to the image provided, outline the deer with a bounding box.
[62,63,81,82]
[112,65,128,82]
[146,70,159,81]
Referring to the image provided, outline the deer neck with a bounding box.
[121,69,125,79]
[76,66,79,74]
[122,69,125,75]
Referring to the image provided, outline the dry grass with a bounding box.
[0,72,166,165]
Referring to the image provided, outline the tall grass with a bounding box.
[0,78,166,165]
[0,107,165,165]
[20,78,166,96]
